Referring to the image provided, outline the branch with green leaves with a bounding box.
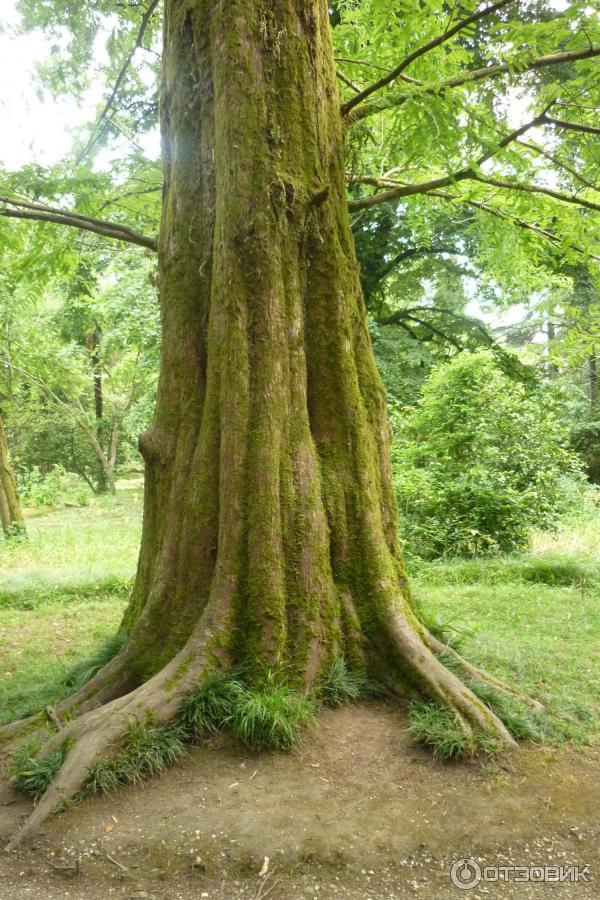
[342,0,515,117]
[345,47,600,124]
[346,109,552,210]
[0,195,157,252]
[76,0,161,164]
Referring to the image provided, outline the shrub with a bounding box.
[18,465,91,508]
[393,351,580,557]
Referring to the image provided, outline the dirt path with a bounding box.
[1,702,599,899]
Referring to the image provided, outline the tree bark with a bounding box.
[0,413,26,538]
[88,326,104,422]
[589,353,598,411]
[2,0,530,847]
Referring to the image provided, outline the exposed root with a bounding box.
[385,612,518,748]
[0,711,46,745]
[4,604,533,849]
[5,626,221,850]
[0,650,135,751]
[423,632,544,711]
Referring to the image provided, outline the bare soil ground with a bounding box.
[1,702,599,900]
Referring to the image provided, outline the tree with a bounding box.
[0,242,159,494]
[393,351,577,557]
[4,0,599,847]
[0,413,25,538]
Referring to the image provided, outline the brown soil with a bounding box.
[1,702,598,899]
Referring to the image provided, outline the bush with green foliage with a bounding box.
[393,351,580,557]
[17,464,92,508]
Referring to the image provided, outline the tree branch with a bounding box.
[347,109,549,210]
[76,0,161,164]
[342,0,514,116]
[0,196,157,251]
[379,306,493,346]
[516,140,600,193]
[425,187,600,261]
[347,46,600,124]
[470,173,600,214]
[336,70,362,93]
[543,115,600,136]
[350,177,600,259]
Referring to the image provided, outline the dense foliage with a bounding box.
[393,351,579,557]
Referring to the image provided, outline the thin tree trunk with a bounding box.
[0,413,26,537]
[0,479,11,532]
[88,326,104,422]
[84,422,116,495]
[589,353,598,411]
[546,320,558,377]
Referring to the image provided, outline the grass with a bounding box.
[86,724,187,794]
[407,702,502,760]
[320,658,377,707]
[3,487,600,777]
[179,669,317,752]
[10,743,66,800]
[410,502,600,746]
[0,493,140,726]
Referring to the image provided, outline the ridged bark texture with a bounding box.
[124,0,408,685]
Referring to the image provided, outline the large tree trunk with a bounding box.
[0,414,25,538]
[3,0,535,847]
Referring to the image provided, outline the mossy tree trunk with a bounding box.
[0,414,25,538]
[3,0,536,847]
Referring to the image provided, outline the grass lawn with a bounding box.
[0,490,141,725]
[1,487,600,746]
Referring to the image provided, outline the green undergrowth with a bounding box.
[411,552,600,590]
[0,501,137,725]
[320,657,380,707]
[408,703,503,760]
[86,724,187,794]
[407,647,549,760]
[179,661,376,753]
[410,549,600,747]
[11,660,375,800]
[0,630,127,727]
[0,575,131,612]
[10,739,66,801]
